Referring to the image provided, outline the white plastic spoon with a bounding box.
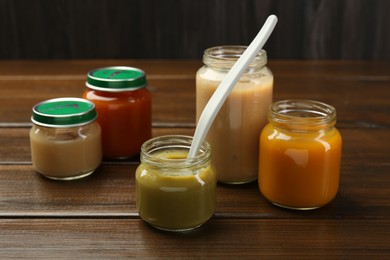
[188,14,278,158]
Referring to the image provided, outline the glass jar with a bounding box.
[83,66,152,159]
[30,97,102,180]
[196,45,273,184]
[258,100,342,210]
[136,135,216,232]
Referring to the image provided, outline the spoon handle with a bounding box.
[188,15,278,158]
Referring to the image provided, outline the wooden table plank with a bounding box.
[0,219,388,258]
[1,60,388,78]
[273,75,390,129]
[2,127,389,166]
[0,78,197,125]
[0,128,194,162]
[0,60,201,76]
[0,163,388,219]
[1,60,389,127]
[0,60,200,125]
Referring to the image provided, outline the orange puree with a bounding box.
[83,66,152,159]
[83,89,151,158]
[259,123,342,209]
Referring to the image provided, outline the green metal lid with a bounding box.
[86,66,147,92]
[31,97,97,128]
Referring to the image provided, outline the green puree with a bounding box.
[135,150,216,231]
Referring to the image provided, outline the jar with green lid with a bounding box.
[82,66,152,159]
[30,97,102,180]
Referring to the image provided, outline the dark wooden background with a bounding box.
[0,0,389,60]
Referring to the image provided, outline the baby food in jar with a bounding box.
[259,100,342,210]
[83,66,152,159]
[30,97,102,180]
[196,45,273,184]
[136,135,216,232]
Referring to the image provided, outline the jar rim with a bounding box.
[140,135,211,169]
[203,45,267,70]
[270,99,337,129]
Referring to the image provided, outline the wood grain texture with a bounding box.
[0,219,388,258]
[0,60,389,126]
[0,128,388,219]
[0,60,389,258]
[0,0,389,60]
[0,60,201,125]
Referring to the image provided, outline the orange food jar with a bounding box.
[258,100,342,210]
[83,66,152,159]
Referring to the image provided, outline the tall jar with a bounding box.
[83,66,152,159]
[196,46,273,184]
[136,135,216,232]
[30,97,102,180]
[258,100,342,210]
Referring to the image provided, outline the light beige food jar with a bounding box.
[30,97,102,180]
[196,45,273,184]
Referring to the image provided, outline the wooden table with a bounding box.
[0,60,389,258]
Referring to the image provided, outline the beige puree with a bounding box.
[196,69,273,183]
[30,123,102,179]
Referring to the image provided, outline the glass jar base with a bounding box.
[39,170,95,181]
[104,155,133,160]
[219,177,257,185]
[146,221,204,233]
[269,201,322,210]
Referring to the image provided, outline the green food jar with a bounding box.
[136,135,217,232]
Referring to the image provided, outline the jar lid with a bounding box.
[86,66,147,92]
[31,97,97,128]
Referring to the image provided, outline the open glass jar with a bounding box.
[258,100,342,210]
[30,97,102,180]
[196,45,273,184]
[136,135,216,232]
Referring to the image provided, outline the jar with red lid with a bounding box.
[82,66,152,159]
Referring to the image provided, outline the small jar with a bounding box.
[196,46,273,184]
[30,97,102,180]
[136,135,216,232]
[83,66,152,159]
[258,100,342,210]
